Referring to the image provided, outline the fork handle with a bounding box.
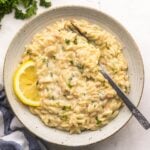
[100,69,150,130]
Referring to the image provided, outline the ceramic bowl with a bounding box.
[3,6,144,146]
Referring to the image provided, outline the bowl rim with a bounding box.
[3,5,145,147]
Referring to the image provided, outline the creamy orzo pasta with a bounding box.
[21,19,130,133]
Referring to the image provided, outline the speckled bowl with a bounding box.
[3,6,144,147]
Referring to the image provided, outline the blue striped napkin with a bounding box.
[0,84,47,150]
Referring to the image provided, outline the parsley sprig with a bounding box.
[0,0,51,28]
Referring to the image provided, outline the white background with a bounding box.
[0,0,150,150]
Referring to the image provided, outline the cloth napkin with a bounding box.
[0,84,47,150]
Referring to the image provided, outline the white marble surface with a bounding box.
[0,0,150,149]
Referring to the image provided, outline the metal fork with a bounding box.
[100,65,150,130]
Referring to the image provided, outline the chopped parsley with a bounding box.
[69,60,74,65]
[62,106,71,111]
[51,55,56,60]
[73,37,78,45]
[65,39,70,45]
[61,115,68,121]
[95,116,101,125]
[26,49,32,55]
[15,0,37,20]
[83,31,87,35]
[67,82,73,88]
[85,76,94,81]
[68,76,73,81]
[42,58,48,63]
[67,76,73,88]
[36,80,39,86]
[40,0,51,8]
[42,58,49,67]
[76,64,84,73]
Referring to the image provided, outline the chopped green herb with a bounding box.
[62,106,67,110]
[42,58,49,67]
[101,81,105,86]
[65,39,70,45]
[62,106,71,111]
[68,76,73,81]
[76,64,84,73]
[83,31,87,34]
[87,40,92,44]
[61,115,68,121]
[21,0,33,8]
[63,94,66,97]
[70,60,74,65]
[85,76,94,81]
[95,116,101,125]
[63,90,70,97]
[36,80,39,86]
[73,37,78,45]
[67,82,73,88]
[40,0,51,8]
[42,58,48,63]
[67,76,73,88]
[78,123,82,125]
[52,55,56,60]
[26,49,32,55]
[15,0,37,20]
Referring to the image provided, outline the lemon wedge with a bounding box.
[13,60,40,106]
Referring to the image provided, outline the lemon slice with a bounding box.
[13,60,40,106]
